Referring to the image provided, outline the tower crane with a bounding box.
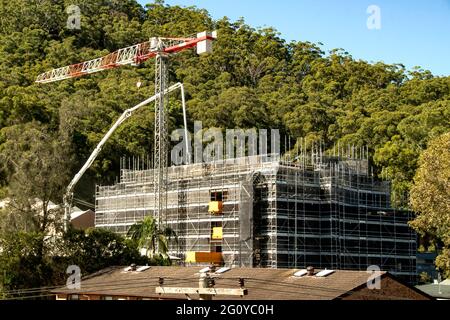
[36,31,217,231]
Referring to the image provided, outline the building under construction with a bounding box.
[95,152,417,283]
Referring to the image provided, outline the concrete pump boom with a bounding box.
[63,82,189,231]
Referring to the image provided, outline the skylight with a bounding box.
[315,270,335,277]
[293,270,308,277]
[215,267,231,274]
[136,266,151,272]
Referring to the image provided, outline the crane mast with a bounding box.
[36,31,216,230]
[154,42,169,226]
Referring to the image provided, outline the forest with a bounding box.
[0,0,448,295]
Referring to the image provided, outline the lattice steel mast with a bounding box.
[153,40,169,226]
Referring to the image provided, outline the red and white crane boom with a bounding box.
[36,32,216,83]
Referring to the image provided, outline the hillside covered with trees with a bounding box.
[0,0,449,293]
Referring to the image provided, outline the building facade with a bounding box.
[95,154,417,283]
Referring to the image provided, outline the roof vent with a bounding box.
[293,270,308,277]
[306,266,315,276]
[316,269,335,277]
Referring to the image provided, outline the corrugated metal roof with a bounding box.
[52,266,390,300]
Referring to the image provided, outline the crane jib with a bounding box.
[35,34,216,84]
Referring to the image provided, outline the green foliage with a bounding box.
[56,227,151,275]
[418,272,432,285]
[0,232,51,297]
[410,133,450,277]
[127,215,177,260]
[0,122,72,233]
[0,227,152,298]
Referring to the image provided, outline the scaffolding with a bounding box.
[95,152,417,284]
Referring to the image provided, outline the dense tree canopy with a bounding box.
[0,0,449,284]
[0,0,448,207]
[410,133,450,277]
[0,227,151,299]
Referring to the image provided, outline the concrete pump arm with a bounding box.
[63,82,189,230]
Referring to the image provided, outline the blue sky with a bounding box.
[139,0,450,76]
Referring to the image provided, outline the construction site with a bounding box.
[33,29,417,285]
[95,151,417,284]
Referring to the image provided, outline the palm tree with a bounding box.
[127,216,177,259]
